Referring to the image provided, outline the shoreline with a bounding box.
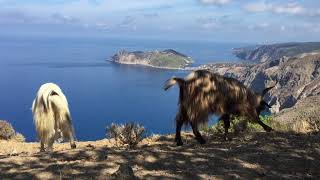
[108,60,187,70]
[108,59,253,71]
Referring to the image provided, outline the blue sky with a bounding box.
[0,0,320,42]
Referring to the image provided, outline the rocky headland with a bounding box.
[232,42,320,63]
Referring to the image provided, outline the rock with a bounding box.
[111,164,136,180]
[273,95,320,133]
[243,54,320,113]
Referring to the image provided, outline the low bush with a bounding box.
[0,120,25,142]
[12,133,26,142]
[106,122,146,148]
[0,120,16,140]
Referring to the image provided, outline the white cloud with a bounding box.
[244,1,305,15]
[198,0,231,5]
[299,23,320,33]
[248,22,270,30]
[307,8,320,17]
[197,17,221,30]
[51,13,79,24]
[273,3,305,15]
[244,1,272,12]
[203,21,220,29]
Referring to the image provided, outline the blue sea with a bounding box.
[0,35,245,141]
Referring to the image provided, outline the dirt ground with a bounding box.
[0,132,319,179]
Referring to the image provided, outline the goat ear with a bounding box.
[262,100,272,108]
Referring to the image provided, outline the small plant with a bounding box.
[203,115,275,136]
[0,120,16,140]
[12,133,26,142]
[106,122,146,148]
[0,120,26,142]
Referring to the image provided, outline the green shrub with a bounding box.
[0,120,15,140]
[203,115,274,136]
[106,122,146,148]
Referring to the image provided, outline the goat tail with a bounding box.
[164,77,186,104]
[164,77,185,91]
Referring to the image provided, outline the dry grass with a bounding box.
[0,120,15,140]
[0,131,319,179]
[0,120,25,142]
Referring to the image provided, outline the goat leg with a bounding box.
[175,120,184,146]
[47,137,55,152]
[191,122,206,144]
[222,114,232,141]
[256,117,273,132]
[40,141,45,152]
[69,132,76,149]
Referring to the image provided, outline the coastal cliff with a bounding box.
[202,43,320,116]
[111,49,193,69]
[232,42,320,63]
[195,48,320,134]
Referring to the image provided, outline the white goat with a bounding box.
[32,83,76,151]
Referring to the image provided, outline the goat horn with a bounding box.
[262,100,272,108]
[262,82,278,96]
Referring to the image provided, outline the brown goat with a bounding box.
[164,70,275,146]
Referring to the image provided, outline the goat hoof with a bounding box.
[176,141,183,146]
[198,139,206,144]
[71,144,76,149]
[265,127,273,132]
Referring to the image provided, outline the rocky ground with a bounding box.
[272,95,320,133]
[1,132,319,179]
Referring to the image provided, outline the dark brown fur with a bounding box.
[164,70,274,146]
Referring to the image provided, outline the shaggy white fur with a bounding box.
[32,83,76,151]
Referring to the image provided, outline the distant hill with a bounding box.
[111,49,193,69]
[233,42,320,63]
